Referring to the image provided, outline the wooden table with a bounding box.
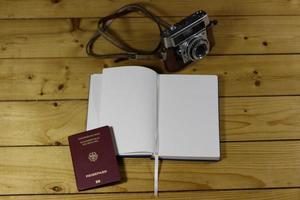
[0,1,299,199]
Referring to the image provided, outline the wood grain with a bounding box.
[1,55,300,100]
[1,16,300,58]
[0,101,87,146]
[0,189,298,200]
[0,0,299,199]
[1,0,300,19]
[83,16,300,55]
[0,96,300,146]
[0,141,299,194]
[0,58,102,100]
[220,96,300,142]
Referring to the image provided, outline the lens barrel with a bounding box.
[194,44,207,58]
[188,38,209,60]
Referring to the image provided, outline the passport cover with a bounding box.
[68,126,121,191]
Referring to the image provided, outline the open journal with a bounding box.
[87,66,220,160]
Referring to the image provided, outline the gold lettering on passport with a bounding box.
[78,132,101,146]
[85,170,108,178]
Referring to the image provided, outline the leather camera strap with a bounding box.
[86,4,171,62]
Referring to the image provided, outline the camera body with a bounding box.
[161,11,215,72]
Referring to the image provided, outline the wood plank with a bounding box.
[1,55,300,100]
[0,96,300,146]
[0,141,299,194]
[1,0,300,19]
[0,189,298,200]
[82,16,300,55]
[1,16,300,58]
[0,58,102,100]
[0,101,87,146]
[220,96,300,142]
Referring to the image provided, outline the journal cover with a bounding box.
[68,126,121,191]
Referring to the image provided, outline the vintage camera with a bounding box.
[161,11,216,72]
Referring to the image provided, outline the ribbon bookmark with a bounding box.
[154,153,159,196]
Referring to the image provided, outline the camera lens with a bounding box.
[188,39,209,61]
[194,44,207,58]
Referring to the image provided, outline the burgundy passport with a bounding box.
[68,126,121,191]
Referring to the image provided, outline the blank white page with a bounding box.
[87,74,102,131]
[158,75,220,160]
[99,66,158,155]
